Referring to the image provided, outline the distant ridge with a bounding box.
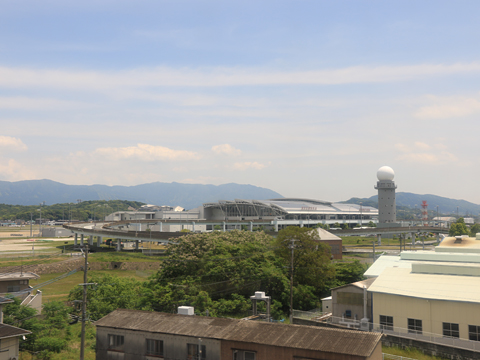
[344,192,480,216]
[0,179,283,209]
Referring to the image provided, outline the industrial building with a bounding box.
[329,234,480,350]
[95,308,383,360]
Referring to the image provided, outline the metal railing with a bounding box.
[294,311,480,352]
[382,354,417,360]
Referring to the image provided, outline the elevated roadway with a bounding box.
[64,220,448,251]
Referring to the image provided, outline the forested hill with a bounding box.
[0,179,282,209]
[344,192,480,216]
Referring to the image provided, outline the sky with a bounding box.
[1,0,480,203]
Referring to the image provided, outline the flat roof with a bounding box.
[364,255,413,278]
[0,272,39,281]
[95,309,382,357]
[369,267,480,304]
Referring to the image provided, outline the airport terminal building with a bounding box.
[106,198,378,231]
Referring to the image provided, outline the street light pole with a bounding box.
[288,238,298,324]
[80,245,89,360]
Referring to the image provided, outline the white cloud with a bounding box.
[233,161,266,170]
[1,62,480,93]
[414,141,430,150]
[0,96,86,110]
[395,142,458,164]
[0,158,35,181]
[94,144,200,161]
[0,136,28,152]
[414,95,480,119]
[211,144,241,156]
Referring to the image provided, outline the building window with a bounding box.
[108,334,125,352]
[380,315,393,331]
[7,285,20,293]
[146,339,164,356]
[408,319,422,334]
[469,325,480,341]
[443,322,459,338]
[187,343,206,359]
[233,350,256,360]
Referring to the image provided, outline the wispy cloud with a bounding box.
[94,144,200,161]
[1,62,480,93]
[395,141,458,165]
[232,161,266,170]
[414,94,480,119]
[211,144,241,156]
[0,96,87,110]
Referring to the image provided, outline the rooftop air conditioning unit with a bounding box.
[178,306,194,316]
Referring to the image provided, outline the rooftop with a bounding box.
[0,323,31,339]
[95,309,382,357]
[0,272,39,281]
[368,267,480,304]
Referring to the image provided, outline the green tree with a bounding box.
[68,274,144,321]
[273,226,335,297]
[449,218,470,236]
[470,223,480,237]
[142,230,289,316]
[332,260,367,287]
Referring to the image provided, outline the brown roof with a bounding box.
[95,309,382,357]
[0,323,31,339]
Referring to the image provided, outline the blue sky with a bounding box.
[1,0,480,207]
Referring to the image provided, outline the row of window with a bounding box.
[379,316,480,341]
[108,334,256,359]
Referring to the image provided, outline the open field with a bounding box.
[29,269,154,302]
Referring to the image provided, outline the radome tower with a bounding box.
[374,166,397,223]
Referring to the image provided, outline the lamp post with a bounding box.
[360,202,363,227]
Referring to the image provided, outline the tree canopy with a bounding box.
[449,217,470,236]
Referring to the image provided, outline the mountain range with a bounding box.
[0,179,283,209]
[0,179,478,216]
[345,192,480,216]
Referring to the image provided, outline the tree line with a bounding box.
[0,200,144,222]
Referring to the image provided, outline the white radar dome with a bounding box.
[377,166,395,181]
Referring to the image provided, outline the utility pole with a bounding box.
[80,245,90,360]
[288,238,298,324]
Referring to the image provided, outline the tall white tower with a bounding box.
[375,166,397,224]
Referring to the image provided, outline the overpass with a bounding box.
[64,220,449,251]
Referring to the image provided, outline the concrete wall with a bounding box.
[0,337,19,360]
[372,292,480,340]
[382,334,480,360]
[96,327,221,360]
[0,279,30,294]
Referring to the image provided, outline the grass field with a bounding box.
[383,346,448,360]
[30,269,155,302]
